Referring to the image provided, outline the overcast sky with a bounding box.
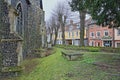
[43,0,66,21]
[42,0,90,22]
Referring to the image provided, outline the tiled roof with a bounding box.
[65,18,91,31]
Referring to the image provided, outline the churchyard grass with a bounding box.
[6,47,120,80]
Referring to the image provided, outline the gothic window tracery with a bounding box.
[16,3,23,36]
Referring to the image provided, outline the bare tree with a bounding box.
[47,16,60,46]
[54,26,60,45]
[46,21,53,44]
[52,17,60,45]
[52,1,70,45]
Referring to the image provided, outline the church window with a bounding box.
[16,3,23,36]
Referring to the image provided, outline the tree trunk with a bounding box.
[54,32,58,45]
[54,25,59,46]
[112,27,115,48]
[50,33,53,44]
[62,24,65,45]
[79,11,86,47]
[62,16,66,45]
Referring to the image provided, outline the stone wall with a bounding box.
[26,5,42,54]
[0,0,23,77]
[7,0,46,57]
[0,0,46,77]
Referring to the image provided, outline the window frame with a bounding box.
[117,29,120,36]
[96,31,101,37]
[68,32,71,38]
[76,31,78,37]
[104,30,109,36]
[72,32,74,37]
[90,32,94,37]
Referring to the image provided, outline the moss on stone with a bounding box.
[1,66,24,72]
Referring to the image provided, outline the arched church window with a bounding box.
[16,3,23,36]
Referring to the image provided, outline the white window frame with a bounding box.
[104,30,109,36]
[92,41,94,46]
[76,31,78,37]
[72,32,74,37]
[68,32,70,38]
[90,41,95,46]
[90,32,94,37]
[96,31,101,37]
[117,29,120,36]
[77,24,80,29]
[117,43,120,48]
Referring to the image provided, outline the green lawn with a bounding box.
[6,48,120,80]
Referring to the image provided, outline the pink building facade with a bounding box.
[114,28,120,47]
[88,24,120,48]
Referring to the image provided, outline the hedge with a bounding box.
[56,45,100,52]
[56,45,120,53]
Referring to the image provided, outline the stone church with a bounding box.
[0,0,46,74]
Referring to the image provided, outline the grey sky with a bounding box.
[43,0,65,21]
[42,0,90,22]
